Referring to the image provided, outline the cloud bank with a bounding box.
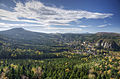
[0,0,113,33]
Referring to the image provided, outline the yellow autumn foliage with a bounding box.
[109,58,112,62]
[31,67,36,74]
[105,62,107,65]
[89,68,94,73]
[116,57,120,60]
[82,58,88,61]
[104,71,107,74]
[3,67,8,72]
[11,54,17,57]
[10,64,18,69]
[118,70,120,74]
[109,65,113,68]
[65,62,68,65]
[0,61,3,64]
[88,73,95,79]
[65,68,70,72]
[110,78,115,79]
[68,55,71,58]
[107,70,111,74]
[71,53,74,55]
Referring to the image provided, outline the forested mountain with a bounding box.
[0,28,92,44]
[0,28,120,49]
[0,28,120,45]
[0,28,59,45]
[0,28,120,79]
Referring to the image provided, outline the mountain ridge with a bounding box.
[1,28,120,34]
[0,28,120,49]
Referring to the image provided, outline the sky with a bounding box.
[0,0,120,33]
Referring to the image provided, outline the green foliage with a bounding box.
[0,29,120,79]
[0,52,119,79]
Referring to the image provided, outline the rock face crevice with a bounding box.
[96,39,120,51]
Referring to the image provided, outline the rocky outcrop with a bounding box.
[96,39,120,50]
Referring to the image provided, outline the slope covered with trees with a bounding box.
[0,28,120,79]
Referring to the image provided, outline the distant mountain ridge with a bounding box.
[1,28,120,36]
[0,28,120,50]
[0,28,47,39]
[96,32,120,36]
[0,28,59,45]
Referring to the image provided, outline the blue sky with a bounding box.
[0,0,120,33]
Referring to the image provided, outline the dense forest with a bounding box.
[0,28,120,79]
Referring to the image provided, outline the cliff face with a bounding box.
[96,39,120,50]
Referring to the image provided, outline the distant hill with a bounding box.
[0,28,58,45]
[0,28,94,45]
[0,28,50,40]
[96,32,120,35]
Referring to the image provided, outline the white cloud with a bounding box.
[0,0,113,33]
[79,25,89,28]
[97,24,111,27]
[29,27,83,33]
[0,22,45,28]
